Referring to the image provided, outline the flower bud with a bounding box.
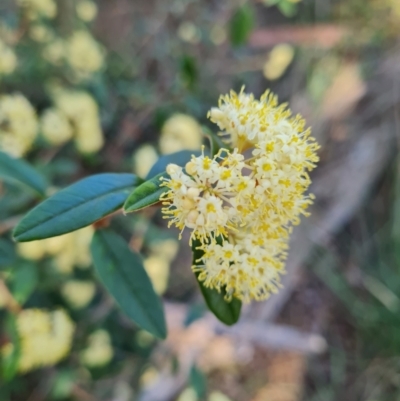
[166,163,180,176]
[187,187,200,199]
[186,209,199,225]
[181,198,195,210]
[185,161,197,176]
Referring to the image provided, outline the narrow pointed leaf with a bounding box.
[124,172,168,213]
[146,150,202,179]
[14,173,141,242]
[192,240,242,325]
[91,229,167,338]
[0,151,48,196]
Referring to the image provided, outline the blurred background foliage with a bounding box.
[0,0,400,400]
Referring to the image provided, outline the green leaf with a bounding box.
[146,150,202,179]
[0,238,16,269]
[124,172,168,213]
[192,240,242,325]
[0,151,48,196]
[90,229,167,338]
[229,5,254,47]
[10,261,38,304]
[180,54,198,89]
[190,365,207,398]
[13,173,141,242]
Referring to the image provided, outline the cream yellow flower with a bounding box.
[143,239,178,295]
[66,30,105,79]
[18,226,94,274]
[209,392,233,401]
[263,43,295,81]
[42,39,65,65]
[76,0,98,22]
[61,280,96,309]
[29,24,53,42]
[80,330,113,368]
[17,0,57,19]
[160,114,203,154]
[144,256,170,295]
[0,93,38,157]
[0,39,17,76]
[177,22,201,44]
[148,238,179,262]
[53,89,104,153]
[133,144,159,179]
[40,108,73,145]
[177,388,198,401]
[2,309,75,373]
[161,88,319,302]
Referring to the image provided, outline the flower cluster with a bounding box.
[41,30,105,79]
[0,93,38,157]
[66,30,105,79]
[17,1,104,81]
[161,88,319,302]
[40,88,104,153]
[160,113,203,155]
[2,309,75,373]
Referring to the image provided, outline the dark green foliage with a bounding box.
[91,229,167,338]
[190,365,207,398]
[0,238,16,269]
[124,172,168,213]
[0,151,48,196]
[180,55,198,89]
[229,5,254,46]
[13,174,141,241]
